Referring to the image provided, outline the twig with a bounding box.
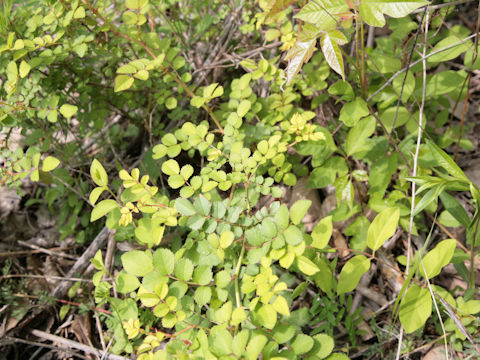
[3,336,91,360]
[30,329,128,360]
[51,226,110,299]
[396,10,430,360]
[194,1,244,86]
[368,34,478,102]
[192,42,282,73]
[0,274,92,282]
[390,9,427,133]
[411,0,475,13]
[454,1,480,161]
[17,240,77,260]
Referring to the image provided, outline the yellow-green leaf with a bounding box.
[59,104,78,119]
[114,74,134,92]
[367,207,400,252]
[42,156,60,172]
[272,295,290,316]
[337,255,370,294]
[19,60,31,78]
[420,239,456,279]
[399,284,432,333]
[296,255,320,276]
[91,199,119,222]
[90,159,108,187]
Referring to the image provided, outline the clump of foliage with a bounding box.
[1,0,480,359]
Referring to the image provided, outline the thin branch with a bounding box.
[3,336,91,360]
[368,33,477,102]
[30,329,128,360]
[396,10,430,360]
[411,0,476,13]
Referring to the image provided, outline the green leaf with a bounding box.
[346,116,376,156]
[134,69,149,81]
[42,156,60,172]
[256,303,277,329]
[162,159,180,175]
[91,199,119,221]
[6,61,18,82]
[296,255,320,276]
[310,333,334,359]
[125,0,148,9]
[187,215,205,230]
[90,159,108,187]
[283,173,297,186]
[59,304,70,321]
[273,324,296,344]
[325,353,350,360]
[175,198,196,216]
[75,43,88,57]
[153,248,175,275]
[194,195,211,216]
[237,99,251,117]
[117,63,136,74]
[289,199,312,225]
[73,6,85,18]
[399,284,432,333]
[165,97,177,110]
[428,35,472,63]
[174,258,194,281]
[114,74,134,92]
[420,239,456,279]
[358,0,428,27]
[191,96,205,108]
[121,250,153,277]
[320,32,345,79]
[291,334,314,355]
[426,70,467,97]
[339,97,369,127]
[212,329,233,356]
[284,225,303,246]
[30,169,39,182]
[272,295,290,316]
[193,265,212,285]
[295,0,349,29]
[380,106,411,133]
[274,204,290,230]
[194,286,212,307]
[427,140,469,182]
[458,300,480,315]
[47,110,58,123]
[232,330,250,357]
[412,184,444,216]
[168,174,184,189]
[19,60,31,78]
[89,186,104,205]
[215,270,231,288]
[337,255,371,294]
[116,271,140,293]
[219,230,234,249]
[367,207,400,252]
[439,192,470,228]
[231,307,247,326]
[311,216,332,249]
[214,301,232,324]
[246,334,268,360]
[59,104,78,119]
